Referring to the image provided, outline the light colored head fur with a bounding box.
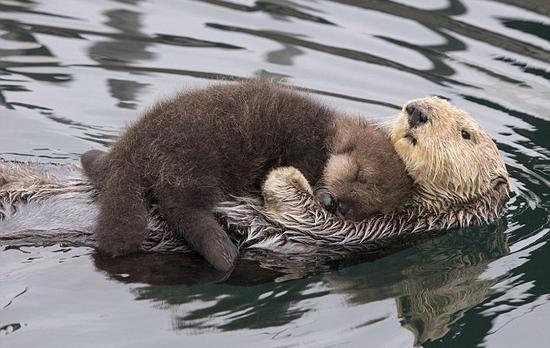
[391,97,510,212]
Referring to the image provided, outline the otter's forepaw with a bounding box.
[271,167,312,193]
[262,167,313,212]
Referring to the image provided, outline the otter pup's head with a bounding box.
[391,97,510,211]
[317,116,413,221]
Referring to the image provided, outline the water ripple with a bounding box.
[0,0,549,347]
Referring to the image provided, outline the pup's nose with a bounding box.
[406,103,428,128]
[315,189,336,213]
[338,201,352,217]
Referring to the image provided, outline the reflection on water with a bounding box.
[92,221,509,345]
[340,224,508,344]
[88,5,153,109]
[0,0,549,347]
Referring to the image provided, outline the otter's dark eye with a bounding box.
[461,130,471,140]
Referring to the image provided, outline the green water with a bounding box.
[0,0,549,347]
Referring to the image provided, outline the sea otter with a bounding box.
[80,79,412,271]
[224,96,510,252]
[0,96,510,261]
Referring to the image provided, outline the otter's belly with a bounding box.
[0,162,364,256]
[0,192,96,235]
[0,162,259,253]
[0,162,503,257]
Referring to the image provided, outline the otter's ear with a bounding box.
[491,176,509,191]
[492,175,511,212]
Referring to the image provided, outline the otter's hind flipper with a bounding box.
[95,167,148,256]
[154,183,238,272]
[171,207,238,272]
[81,149,110,188]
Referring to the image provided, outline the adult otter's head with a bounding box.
[391,97,510,212]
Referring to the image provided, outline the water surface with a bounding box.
[1,0,549,347]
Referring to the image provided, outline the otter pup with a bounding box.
[81,79,412,271]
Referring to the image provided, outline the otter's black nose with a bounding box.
[338,201,352,217]
[406,103,428,128]
[315,189,336,213]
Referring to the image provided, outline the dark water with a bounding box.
[1,0,549,347]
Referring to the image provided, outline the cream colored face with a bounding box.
[391,97,509,202]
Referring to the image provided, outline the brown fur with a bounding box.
[322,115,413,218]
[81,79,412,271]
[80,149,109,187]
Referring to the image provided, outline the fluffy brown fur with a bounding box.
[321,115,413,218]
[81,79,412,271]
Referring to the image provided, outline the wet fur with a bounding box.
[82,79,411,271]
[391,97,510,211]
[323,116,413,217]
